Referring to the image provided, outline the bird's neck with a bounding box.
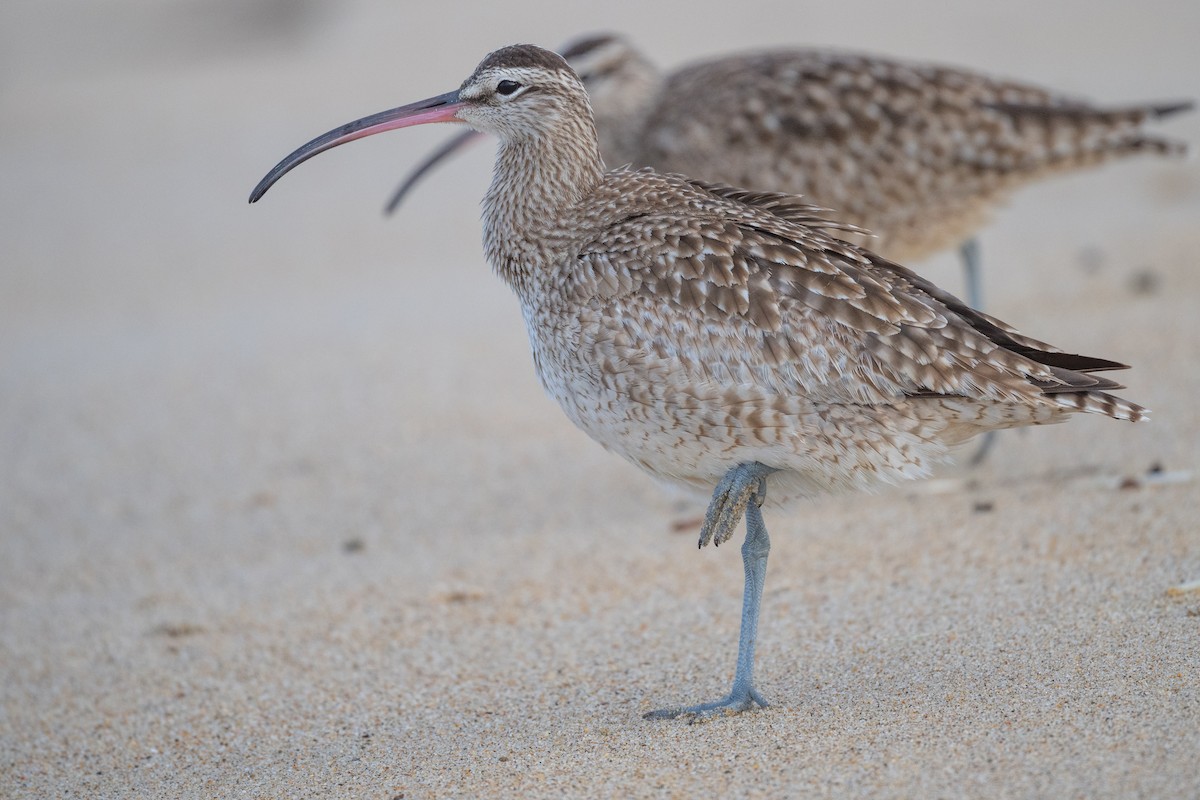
[481,117,605,299]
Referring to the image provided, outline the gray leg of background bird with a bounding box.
[960,236,983,311]
[645,462,776,721]
[968,429,999,466]
[959,236,1000,465]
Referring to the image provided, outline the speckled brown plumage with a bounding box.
[250,44,1148,717]
[563,35,1191,263]
[506,164,1145,504]
[404,47,1145,509]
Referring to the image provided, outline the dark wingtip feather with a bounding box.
[1009,349,1129,374]
[1036,366,1126,394]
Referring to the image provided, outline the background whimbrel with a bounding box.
[386,34,1192,312]
[251,44,1147,719]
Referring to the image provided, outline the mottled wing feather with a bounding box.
[696,181,1133,375]
[574,174,1113,408]
[654,50,1188,178]
[630,51,1190,262]
[684,179,869,237]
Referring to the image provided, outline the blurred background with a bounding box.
[2,3,1198,793]
[3,0,1197,334]
[2,0,1198,599]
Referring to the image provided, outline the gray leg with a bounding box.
[960,237,983,311]
[967,428,999,466]
[645,462,777,721]
[960,236,999,465]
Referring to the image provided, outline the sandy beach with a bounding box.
[3,1,1199,797]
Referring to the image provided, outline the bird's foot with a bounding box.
[698,462,775,549]
[643,685,769,722]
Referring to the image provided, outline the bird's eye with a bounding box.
[496,80,522,96]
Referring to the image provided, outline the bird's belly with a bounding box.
[528,326,956,504]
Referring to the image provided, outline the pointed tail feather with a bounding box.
[981,98,1193,161]
[1053,390,1149,422]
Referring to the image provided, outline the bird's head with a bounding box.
[453,44,591,142]
[382,35,657,213]
[559,33,658,120]
[250,44,592,203]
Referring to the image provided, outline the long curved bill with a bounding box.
[383,128,485,215]
[249,90,464,203]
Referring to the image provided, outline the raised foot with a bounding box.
[644,686,769,722]
[651,462,778,723]
[699,462,776,549]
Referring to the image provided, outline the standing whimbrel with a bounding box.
[386,34,1192,312]
[251,45,1147,719]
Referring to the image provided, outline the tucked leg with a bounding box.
[646,462,776,721]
